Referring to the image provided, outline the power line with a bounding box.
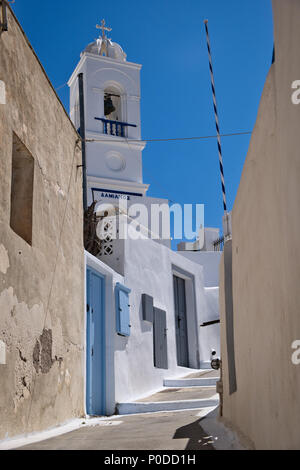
[84,130,252,144]
[55,82,68,91]
[124,137,177,204]
[25,141,81,435]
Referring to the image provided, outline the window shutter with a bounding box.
[153,307,168,369]
[115,283,131,337]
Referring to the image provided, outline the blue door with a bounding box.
[86,267,105,415]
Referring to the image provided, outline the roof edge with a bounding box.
[5,4,80,138]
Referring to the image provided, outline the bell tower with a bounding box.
[68,20,149,206]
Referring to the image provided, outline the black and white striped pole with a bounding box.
[204,19,227,215]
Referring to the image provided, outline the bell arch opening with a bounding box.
[104,86,122,122]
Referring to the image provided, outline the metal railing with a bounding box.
[95,117,137,138]
[213,235,224,252]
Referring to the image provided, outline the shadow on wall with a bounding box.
[114,333,128,353]
[139,297,152,334]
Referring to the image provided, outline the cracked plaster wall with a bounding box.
[0,8,85,439]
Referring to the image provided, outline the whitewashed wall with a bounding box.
[178,251,222,287]
[114,237,220,403]
[87,236,220,408]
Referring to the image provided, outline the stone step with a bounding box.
[164,377,218,387]
[117,396,219,415]
[117,386,219,415]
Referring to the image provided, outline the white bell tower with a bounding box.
[68,20,149,206]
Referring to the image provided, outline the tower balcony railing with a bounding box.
[95,117,137,138]
[213,235,224,252]
[213,233,232,252]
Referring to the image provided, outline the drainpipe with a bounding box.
[211,356,223,417]
[78,73,88,212]
[217,360,223,417]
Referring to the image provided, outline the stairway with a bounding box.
[117,369,219,415]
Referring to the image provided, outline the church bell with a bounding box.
[104,95,116,116]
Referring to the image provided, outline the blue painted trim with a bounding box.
[116,282,131,294]
[86,268,91,413]
[115,283,131,337]
[95,117,137,128]
[95,117,136,138]
[86,266,106,415]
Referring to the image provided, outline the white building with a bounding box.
[68,21,221,416]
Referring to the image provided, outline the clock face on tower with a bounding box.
[105,152,126,172]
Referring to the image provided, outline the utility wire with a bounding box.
[25,141,81,435]
[123,137,177,204]
[55,82,68,91]
[85,130,251,144]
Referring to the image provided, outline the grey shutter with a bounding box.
[153,307,168,369]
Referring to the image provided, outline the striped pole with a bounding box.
[204,19,227,213]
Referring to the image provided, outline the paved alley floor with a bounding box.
[184,370,219,379]
[137,386,216,402]
[17,408,217,451]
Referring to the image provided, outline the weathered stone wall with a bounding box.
[0,7,84,439]
[219,0,300,450]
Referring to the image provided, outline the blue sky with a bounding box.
[11,0,273,245]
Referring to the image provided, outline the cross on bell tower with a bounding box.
[96,19,112,39]
[96,19,112,56]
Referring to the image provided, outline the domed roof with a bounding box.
[82,19,127,62]
[83,37,127,62]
